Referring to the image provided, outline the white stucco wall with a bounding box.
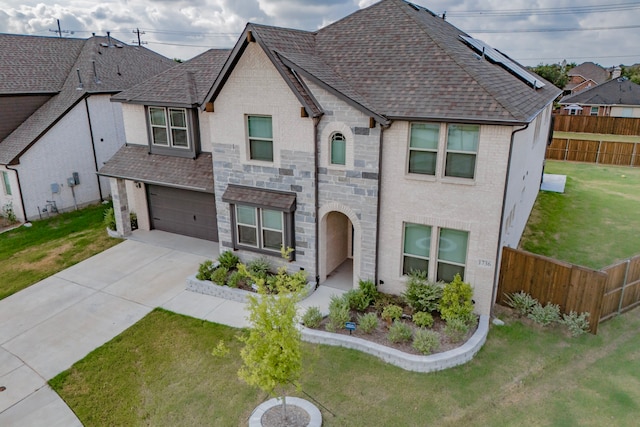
[120,103,148,147]
[377,121,513,315]
[16,100,101,220]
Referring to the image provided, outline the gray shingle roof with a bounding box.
[0,34,175,165]
[567,62,610,85]
[111,49,231,107]
[98,145,214,192]
[559,78,640,106]
[207,0,560,125]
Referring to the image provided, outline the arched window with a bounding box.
[330,132,346,165]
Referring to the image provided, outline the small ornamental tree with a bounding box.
[237,248,304,421]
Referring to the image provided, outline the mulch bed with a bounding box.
[261,404,310,427]
[311,301,478,356]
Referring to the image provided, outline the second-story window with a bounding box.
[330,132,346,165]
[408,123,439,175]
[248,115,273,162]
[445,124,479,179]
[149,107,190,149]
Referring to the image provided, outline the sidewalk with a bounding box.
[0,231,342,426]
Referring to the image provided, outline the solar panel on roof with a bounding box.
[460,35,545,89]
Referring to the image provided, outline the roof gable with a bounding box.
[560,78,640,106]
[568,62,609,84]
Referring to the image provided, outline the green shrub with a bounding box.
[218,250,239,270]
[196,260,216,281]
[211,266,229,285]
[357,312,379,334]
[227,270,244,288]
[248,257,271,276]
[528,302,561,326]
[344,289,371,312]
[381,304,403,323]
[505,291,538,316]
[302,306,323,329]
[439,274,474,323]
[358,279,379,303]
[326,294,351,332]
[103,207,116,231]
[412,329,440,355]
[412,311,434,328]
[561,311,591,337]
[444,317,469,343]
[387,320,413,343]
[402,271,444,313]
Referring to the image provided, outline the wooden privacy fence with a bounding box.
[496,248,640,334]
[546,138,640,167]
[600,255,640,322]
[553,115,640,135]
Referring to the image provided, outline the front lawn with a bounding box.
[0,203,121,299]
[521,160,640,269]
[51,307,640,426]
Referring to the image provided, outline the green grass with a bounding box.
[0,203,121,299]
[521,160,640,269]
[51,307,640,426]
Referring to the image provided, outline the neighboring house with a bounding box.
[559,77,640,117]
[0,34,175,222]
[102,0,560,316]
[563,61,612,96]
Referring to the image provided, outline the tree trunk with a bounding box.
[282,395,287,421]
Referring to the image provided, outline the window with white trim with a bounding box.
[235,205,285,253]
[247,115,273,162]
[148,107,190,149]
[445,124,479,179]
[2,171,11,196]
[330,132,346,165]
[590,106,599,116]
[436,228,469,282]
[408,123,439,175]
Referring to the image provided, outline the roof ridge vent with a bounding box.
[100,42,109,47]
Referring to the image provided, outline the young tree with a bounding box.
[237,248,305,421]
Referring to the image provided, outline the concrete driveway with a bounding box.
[0,231,219,426]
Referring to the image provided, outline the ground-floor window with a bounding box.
[235,205,284,252]
[403,222,468,281]
[2,171,11,195]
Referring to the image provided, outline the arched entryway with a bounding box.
[319,204,361,290]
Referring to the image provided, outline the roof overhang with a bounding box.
[222,184,296,212]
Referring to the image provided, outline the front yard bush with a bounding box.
[439,274,474,323]
[412,311,434,328]
[412,329,440,355]
[358,279,379,303]
[387,320,413,343]
[528,302,561,326]
[561,311,591,336]
[381,304,403,324]
[210,266,229,285]
[326,294,351,332]
[227,270,244,288]
[505,291,538,316]
[402,270,443,313]
[444,317,469,343]
[196,260,216,281]
[218,250,239,270]
[344,288,371,312]
[302,306,323,329]
[357,312,379,334]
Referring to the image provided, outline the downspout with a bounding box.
[84,97,104,201]
[313,115,320,288]
[490,123,529,316]
[6,164,27,222]
[374,122,389,286]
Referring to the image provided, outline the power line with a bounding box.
[443,1,640,17]
[468,24,640,34]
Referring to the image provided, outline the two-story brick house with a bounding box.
[102,0,560,315]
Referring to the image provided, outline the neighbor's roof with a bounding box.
[0,34,175,165]
[98,145,214,193]
[560,78,640,106]
[205,0,561,125]
[111,49,231,107]
[567,62,610,85]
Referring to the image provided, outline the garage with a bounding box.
[148,185,218,241]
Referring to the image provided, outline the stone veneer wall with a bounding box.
[308,81,381,283]
[213,145,317,276]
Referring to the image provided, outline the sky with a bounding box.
[1,0,639,67]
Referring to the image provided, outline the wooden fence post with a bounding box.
[617,259,631,315]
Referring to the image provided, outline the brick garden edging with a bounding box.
[186,274,316,303]
[300,315,489,373]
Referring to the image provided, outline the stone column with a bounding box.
[110,178,132,237]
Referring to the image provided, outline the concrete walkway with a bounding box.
[0,231,342,426]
